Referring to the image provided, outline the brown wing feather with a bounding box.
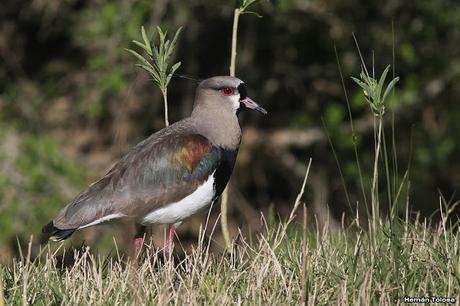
[52,121,216,230]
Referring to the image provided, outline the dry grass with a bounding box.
[1,210,459,305]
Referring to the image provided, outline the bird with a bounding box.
[42,76,267,259]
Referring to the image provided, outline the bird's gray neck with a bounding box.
[190,104,241,150]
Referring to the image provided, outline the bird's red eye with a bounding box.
[221,87,235,96]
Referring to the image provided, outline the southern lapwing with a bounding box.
[42,76,267,259]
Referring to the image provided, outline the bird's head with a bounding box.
[195,76,267,115]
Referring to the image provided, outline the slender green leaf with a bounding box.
[376,65,391,103]
[126,49,160,80]
[132,40,147,50]
[241,10,263,17]
[166,62,181,85]
[382,77,400,105]
[141,26,152,55]
[351,77,367,89]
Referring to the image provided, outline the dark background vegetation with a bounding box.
[1,0,459,260]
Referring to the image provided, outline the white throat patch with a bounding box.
[230,93,241,113]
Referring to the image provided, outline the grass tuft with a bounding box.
[1,214,459,305]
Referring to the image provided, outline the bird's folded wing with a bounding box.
[53,133,221,229]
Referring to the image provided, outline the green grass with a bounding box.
[1,212,459,305]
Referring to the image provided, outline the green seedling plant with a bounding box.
[127,26,182,127]
[352,65,399,240]
[351,65,399,117]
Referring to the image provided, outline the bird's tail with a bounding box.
[42,221,76,242]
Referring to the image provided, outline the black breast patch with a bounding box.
[213,147,238,199]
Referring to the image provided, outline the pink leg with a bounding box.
[164,224,176,261]
[134,225,146,259]
[134,236,144,258]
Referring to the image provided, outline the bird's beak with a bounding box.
[240,97,267,115]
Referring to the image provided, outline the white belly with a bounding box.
[141,172,216,225]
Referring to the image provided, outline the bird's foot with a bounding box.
[163,224,176,262]
[134,236,144,259]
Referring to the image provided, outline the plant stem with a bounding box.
[22,237,33,306]
[0,272,5,306]
[301,204,309,305]
[221,185,231,251]
[371,116,383,235]
[162,89,169,127]
[230,9,240,76]
[221,7,241,252]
